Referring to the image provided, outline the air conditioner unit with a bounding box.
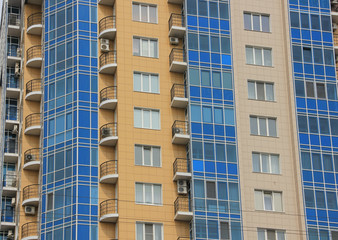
[101,128,112,138]
[177,180,188,194]
[25,206,36,215]
[173,127,183,135]
[7,230,14,239]
[16,48,21,57]
[14,63,20,77]
[11,198,16,206]
[25,153,35,162]
[333,23,338,31]
[170,37,179,45]
[12,125,18,134]
[100,39,110,52]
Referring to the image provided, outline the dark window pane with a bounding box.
[244,13,251,30]
[306,82,315,97]
[221,37,231,54]
[206,181,216,198]
[321,16,331,31]
[301,13,309,28]
[298,115,308,132]
[324,49,334,65]
[313,48,323,64]
[326,192,337,209]
[200,35,209,51]
[303,47,312,62]
[316,191,326,208]
[312,153,322,170]
[295,80,305,97]
[327,84,338,100]
[301,151,312,169]
[290,12,300,27]
[316,83,326,98]
[319,118,329,134]
[220,222,230,239]
[209,2,218,18]
[330,119,338,135]
[310,14,320,29]
[293,45,302,61]
[188,33,198,50]
[187,0,197,15]
[219,3,229,19]
[308,117,318,133]
[304,189,315,207]
[198,0,208,16]
[323,155,333,171]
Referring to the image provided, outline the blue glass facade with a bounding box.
[288,0,338,238]
[41,0,99,239]
[185,0,242,238]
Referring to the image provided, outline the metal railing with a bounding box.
[21,222,38,239]
[171,84,186,100]
[3,172,17,187]
[172,120,189,137]
[100,160,118,178]
[24,148,40,164]
[173,158,190,175]
[1,209,15,222]
[25,113,40,129]
[26,45,42,61]
[99,16,116,33]
[26,79,41,94]
[100,86,117,103]
[100,199,118,217]
[174,196,191,214]
[169,13,185,30]
[99,51,117,68]
[169,48,186,66]
[8,13,20,26]
[177,238,191,240]
[5,108,19,121]
[100,122,117,140]
[27,12,42,28]
[23,184,39,201]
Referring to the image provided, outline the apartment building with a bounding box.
[0,0,337,239]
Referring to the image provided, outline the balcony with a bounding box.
[172,120,190,145]
[7,45,21,66]
[171,84,188,108]
[21,222,38,240]
[98,0,114,6]
[100,160,118,184]
[174,196,193,221]
[27,12,42,35]
[99,123,118,146]
[100,86,117,110]
[4,141,18,163]
[177,238,190,240]
[26,79,42,101]
[1,210,16,229]
[25,113,41,135]
[169,13,186,38]
[99,16,116,40]
[173,158,191,181]
[332,0,338,20]
[8,13,20,36]
[5,108,19,129]
[168,0,183,4]
[23,148,40,171]
[100,199,118,222]
[6,77,20,98]
[169,48,187,73]
[22,184,39,206]
[99,51,117,74]
[2,172,17,196]
[26,45,42,68]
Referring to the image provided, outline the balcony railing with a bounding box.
[100,199,118,217]
[25,113,40,129]
[26,79,41,94]
[100,86,117,103]
[169,13,185,30]
[173,158,190,176]
[3,172,17,187]
[27,12,42,28]
[26,45,42,61]
[174,196,191,214]
[172,120,189,137]
[8,13,20,26]
[100,160,118,178]
[99,51,117,68]
[171,84,186,100]
[24,148,40,164]
[169,48,186,66]
[100,122,117,140]
[1,209,15,223]
[99,16,116,33]
[21,222,38,239]
[22,184,39,201]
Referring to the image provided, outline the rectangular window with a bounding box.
[133,37,158,58]
[220,222,230,240]
[135,183,162,205]
[135,145,161,167]
[252,152,280,174]
[132,2,157,23]
[133,72,159,93]
[250,116,277,137]
[244,12,270,32]
[255,190,283,212]
[257,228,285,240]
[248,80,275,101]
[246,46,272,66]
[134,108,160,130]
[136,222,162,240]
[305,81,327,99]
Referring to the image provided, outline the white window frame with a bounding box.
[133,36,159,58]
[255,190,283,212]
[257,228,286,240]
[135,183,162,205]
[248,80,275,101]
[133,72,160,94]
[246,46,272,66]
[134,107,160,130]
[250,116,277,137]
[132,2,158,23]
[136,222,163,240]
[244,12,270,32]
[135,144,161,167]
[252,152,280,174]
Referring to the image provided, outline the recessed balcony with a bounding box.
[6,78,20,98]
[332,1,338,21]
[1,210,16,229]
[21,222,38,240]
[100,160,118,184]
[100,199,118,223]
[8,13,21,36]
[5,109,19,129]
[168,0,183,4]
[98,0,114,6]
[172,120,190,145]
[7,45,21,66]
[4,142,18,163]
[169,48,187,73]
[22,184,39,206]
[174,196,193,221]
[171,84,188,108]
[99,123,118,146]
[2,172,17,196]
[99,51,117,74]
[169,13,186,38]
[173,158,191,181]
[99,16,116,40]
[23,148,40,171]
[25,113,41,135]
[27,12,42,35]
[100,86,117,110]
[26,45,42,68]
[25,79,42,101]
